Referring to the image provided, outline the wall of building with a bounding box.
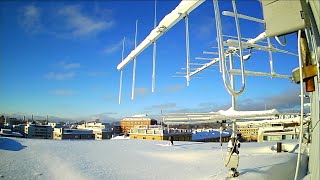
[53,128,95,140]
[120,119,157,134]
[25,125,53,139]
[130,134,192,141]
[237,127,259,142]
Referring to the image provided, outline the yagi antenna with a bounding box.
[132,20,138,100]
[119,37,126,105]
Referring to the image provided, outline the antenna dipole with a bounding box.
[185,14,190,86]
[119,37,126,104]
[152,0,157,93]
[132,20,138,100]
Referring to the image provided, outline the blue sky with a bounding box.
[0,0,301,121]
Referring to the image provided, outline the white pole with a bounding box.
[119,37,125,104]
[267,37,275,75]
[294,30,304,180]
[229,53,237,138]
[152,0,157,93]
[229,54,236,110]
[185,14,190,86]
[132,20,138,100]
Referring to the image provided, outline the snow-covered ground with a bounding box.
[0,137,307,180]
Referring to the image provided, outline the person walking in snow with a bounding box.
[227,137,240,154]
[169,136,174,145]
[226,137,241,177]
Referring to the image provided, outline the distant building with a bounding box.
[77,122,108,129]
[192,129,232,142]
[77,122,113,140]
[0,129,23,137]
[257,127,298,142]
[129,125,192,141]
[92,129,113,140]
[53,128,95,140]
[237,116,300,142]
[24,124,53,139]
[120,114,157,134]
[237,127,259,142]
[112,123,121,135]
[0,115,5,127]
[13,124,27,137]
[48,122,63,128]
[5,117,19,125]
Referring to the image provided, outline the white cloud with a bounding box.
[20,5,41,32]
[103,40,123,54]
[19,4,113,38]
[45,72,75,80]
[146,103,177,110]
[58,62,81,70]
[58,5,113,37]
[50,90,74,96]
[103,39,135,55]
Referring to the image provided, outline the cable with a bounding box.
[213,126,226,179]
[294,30,304,180]
[310,119,320,133]
[212,140,225,180]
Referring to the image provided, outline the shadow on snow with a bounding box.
[0,137,27,151]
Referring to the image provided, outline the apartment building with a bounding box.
[236,116,301,142]
[77,122,113,140]
[24,124,53,139]
[237,127,259,142]
[53,128,95,140]
[129,125,192,141]
[257,127,298,142]
[121,114,157,134]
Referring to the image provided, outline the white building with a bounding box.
[24,124,53,139]
[0,129,23,137]
[53,128,95,140]
[77,122,113,140]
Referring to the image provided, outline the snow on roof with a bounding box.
[0,137,307,179]
[122,117,156,121]
[217,108,280,118]
[63,129,93,135]
[110,135,130,140]
[0,132,23,137]
[237,116,300,126]
[192,130,232,140]
[132,114,148,117]
[163,108,281,125]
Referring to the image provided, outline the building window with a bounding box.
[263,136,267,141]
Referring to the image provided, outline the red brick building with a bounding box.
[120,115,157,134]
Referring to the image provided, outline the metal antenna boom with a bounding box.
[132,20,138,100]
[119,37,126,104]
